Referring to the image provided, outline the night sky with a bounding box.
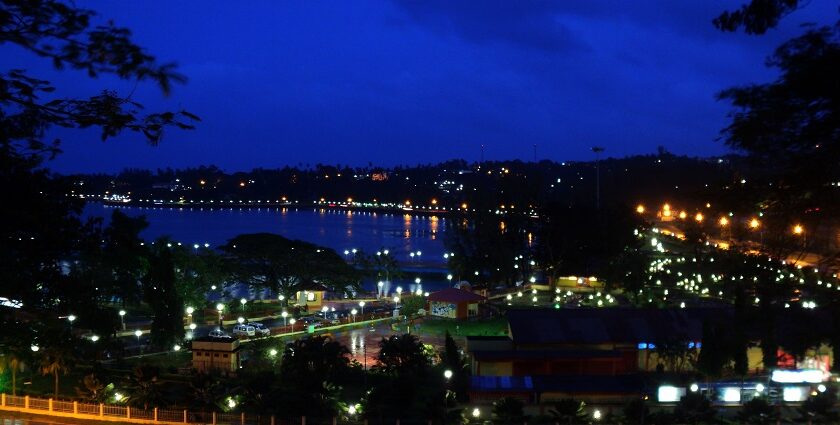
[4,1,837,173]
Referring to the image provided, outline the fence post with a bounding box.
[1,393,5,407]
[184,409,188,423]
[271,416,275,425]
[127,406,131,419]
[49,398,53,412]
[24,395,29,409]
[212,411,217,425]
[301,416,306,425]
[99,403,104,417]
[155,407,159,421]
[241,412,245,425]
[73,401,78,414]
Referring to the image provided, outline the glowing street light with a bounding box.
[90,335,99,342]
[678,211,687,220]
[719,217,729,226]
[694,212,704,223]
[749,218,760,229]
[119,309,126,330]
[359,301,366,316]
[351,308,358,322]
[444,369,453,380]
[793,224,804,235]
[281,311,288,327]
[237,317,245,324]
[636,204,645,214]
[216,303,225,325]
[30,344,39,352]
[240,298,247,312]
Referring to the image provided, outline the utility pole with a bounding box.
[592,146,605,209]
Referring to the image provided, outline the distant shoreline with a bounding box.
[89,197,452,218]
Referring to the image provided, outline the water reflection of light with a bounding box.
[527,232,533,247]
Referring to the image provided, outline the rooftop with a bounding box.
[427,287,486,303]
[506,307,731,345]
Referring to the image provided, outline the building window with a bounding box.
[223,354,229,358]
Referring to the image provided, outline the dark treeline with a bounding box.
[69,152,735,212]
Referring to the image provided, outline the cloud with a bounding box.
[391,0,587,53]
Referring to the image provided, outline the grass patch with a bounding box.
[416,317,508,337]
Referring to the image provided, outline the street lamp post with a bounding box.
[359,301,365,318]
[443,369,453,425]
[216,303,225,326]
[134,329,143,354]
[351,308,357,323]
[119,310,126,330]
[281,311,288,327]
[240,298,247,313]
[186,306,194,325]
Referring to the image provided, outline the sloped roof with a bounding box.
[506,307,731,345]
[427,287,485,303]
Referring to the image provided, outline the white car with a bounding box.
[232,324,256,337]
[250,322,270,336]
[208,329,229,338]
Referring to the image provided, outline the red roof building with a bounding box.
[426,288,485,319]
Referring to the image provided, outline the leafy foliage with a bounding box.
[445,213,530,287]
[738,397,778,424]
[549,398,588,424]
[222,233,360,296]
[714,0,803,34]
[126,365,163,410]
[491,397,527,425]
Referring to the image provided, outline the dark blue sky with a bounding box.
[5,1,837,173]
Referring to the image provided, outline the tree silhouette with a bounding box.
[39,346,72,398]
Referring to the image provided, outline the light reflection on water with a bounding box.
[330,322,447,367]
[85,203,447,262]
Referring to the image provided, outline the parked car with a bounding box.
[208,329,229,338]
[232,324,256,337]
[250,322,270,336]
[299,316,322,328]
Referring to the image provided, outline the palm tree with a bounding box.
[127,365,163,411]
[549,398,588,425]
[0,352,26,396]
[76,373,113,402]
[39,348,71,398]
[491,397,527,425]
